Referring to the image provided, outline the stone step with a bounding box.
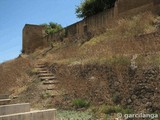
[35,67,47,70]
[38,71,49,74]
[40,77,57,81]
[0,99,11,105]
[38,74,54,77]
[36,68,48,71]
[43,80,59,84]
[46,91,62,97]
[0,94,9,99]
[35,65,47,68]
[43,84,57,89]
[0,103,30,115]
[0,109,56,120]
[36,63,46,66]
[46,87,58,90]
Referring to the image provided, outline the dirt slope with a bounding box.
[0,57,31,94]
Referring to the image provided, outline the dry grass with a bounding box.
[113,12,156,37]
[35,13,160,107]
[38,12,159,66]
[0,12,157,113]
[0,57,31,94]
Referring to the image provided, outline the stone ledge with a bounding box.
[0,103,30,115]
[0,109,57,120]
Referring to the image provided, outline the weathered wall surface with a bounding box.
[44,7,116,44]
[23,0,160,53]
[117,0,153,13]
[23,24,46,54]
[45,0,160,44]
[43,8,115,44]
[0,103,30,115]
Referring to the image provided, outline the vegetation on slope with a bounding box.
[76,0,116,18]
[39,12,159,66]
[41,22,63,35]
[0,57,31,94]
[0,12,159,119]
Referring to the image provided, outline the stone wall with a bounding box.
[23,0,160,54]
[22,24,46,54]
[117,0,152,13]
[45,0,160,44]
[44,7,115,44]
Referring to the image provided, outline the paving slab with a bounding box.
[0,103,30,115]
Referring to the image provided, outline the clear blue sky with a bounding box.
[0,0,82,63]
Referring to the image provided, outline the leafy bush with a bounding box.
[102,105,132,115]
[41,91,52,99]
[76,0,116,18]
[72,98,90,109]
[41,22,63,35]
[26,68,38,76]
[108,55,130,65]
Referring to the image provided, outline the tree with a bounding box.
[41,22,63,35]
[76,0,116,18]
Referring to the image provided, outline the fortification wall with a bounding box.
[117,0,152,13]
[23,24,46,54]
[118,2,154,17]
[117,0,160,16]
[45,0,159,44]
[45,7,116,44]
[153,0,160,14]
[23,0,160,53]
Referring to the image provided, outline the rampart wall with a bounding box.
[23,0,160,54]
[44,0,159,44]
[43,7,115,44]
[22,24,46,54]
[117,0,152,13]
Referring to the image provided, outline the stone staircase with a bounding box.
[0,63,62,119]
[35,63,62,97]
[0,94,56,120]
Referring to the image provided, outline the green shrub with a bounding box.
[93,104,133,118]
[108,56,130,65]
[72,98,90,109]
[100,105,133,115]
[26,68,38,76]
[41,22,63,35]
[76,0,116,18]
[41,91,52,99]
